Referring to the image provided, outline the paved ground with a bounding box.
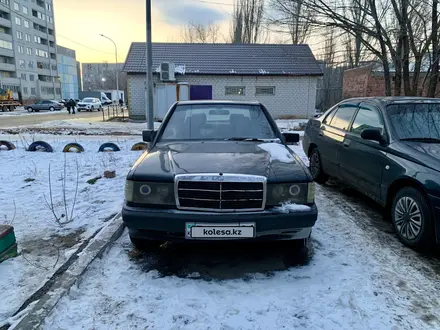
[0,110,103,128]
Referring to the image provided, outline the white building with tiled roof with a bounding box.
[123,43,323,121]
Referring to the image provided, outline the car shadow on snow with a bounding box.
[319,178,440,260]
[123,240,315,281]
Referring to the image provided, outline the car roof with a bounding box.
[342,96,440,107]
[176,100,261,106]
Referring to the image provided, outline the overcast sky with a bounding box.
[54,0,234,64]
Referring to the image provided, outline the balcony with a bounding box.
[33,29,48,39]
[0,32,12,41]
[0,47,13,58]
[0,62,15,72]
[0,17,11,28]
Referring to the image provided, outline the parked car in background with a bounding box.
[122,101,318,264]
[303,97,440,248]
[26,100,64,112]
[77,98,102,112]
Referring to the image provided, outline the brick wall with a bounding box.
[127,74,318,121]
[342,65,440,98]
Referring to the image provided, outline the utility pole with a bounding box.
[99,34,119,100]
[146,0,154,129]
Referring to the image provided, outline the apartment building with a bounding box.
[0,0,61,101]
[57,45,79,99]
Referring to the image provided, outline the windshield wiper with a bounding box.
[226,137,266,142]
[400,137,440,143]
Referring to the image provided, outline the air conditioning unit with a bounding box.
[160,62,175,81]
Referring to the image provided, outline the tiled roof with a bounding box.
[123,43,323,76]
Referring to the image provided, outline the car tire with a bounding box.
[282,235,311,267]
[309,148,328,184]
[27,107,33,112]
[129,235,163,251]
[49,107,55,112]
[391,187,433,248]
[27,141,54,152]
[78,109,81,112]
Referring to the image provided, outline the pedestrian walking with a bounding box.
[69,99,76,114]
[66,100,71,114]
[119,98,123,107]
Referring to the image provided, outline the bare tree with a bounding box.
[231,0,265,43]
[270,0,312,44]
[181,21,221,43]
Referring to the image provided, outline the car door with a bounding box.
[318,102,359,178]
[338,102,388,202]
[42,100,51,110]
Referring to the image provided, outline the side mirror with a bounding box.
[361,128,385,144]
[283,132,300,144]
[142,129,156,142]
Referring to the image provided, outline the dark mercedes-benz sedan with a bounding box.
[303,97,440,248]
[123,101,318,262]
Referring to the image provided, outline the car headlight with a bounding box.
[125,180,175,205]
[266,182,315,206]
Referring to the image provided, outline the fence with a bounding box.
[101,105,127,121]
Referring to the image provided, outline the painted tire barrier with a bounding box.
[0,141,16,151]
[63,143,85,153]
[27,141,54,153]
[98,143,120,152]
[131,142,149,151]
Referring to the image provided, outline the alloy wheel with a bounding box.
[394,196,422,241]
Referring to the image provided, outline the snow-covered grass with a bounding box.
[0,135,142,323]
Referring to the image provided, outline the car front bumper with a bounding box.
[122,203,318,242]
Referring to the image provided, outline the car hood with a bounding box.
[401,142,440,169]
[129,141,311,183]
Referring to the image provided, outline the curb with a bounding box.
[11,215,125,330]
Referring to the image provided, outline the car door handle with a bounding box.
[319,132,324,137]
[343,142,350,147]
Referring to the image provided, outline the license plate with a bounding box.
[186,223,255,240]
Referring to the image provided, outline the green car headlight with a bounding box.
[266,183,314,206]
[125,180,175,205]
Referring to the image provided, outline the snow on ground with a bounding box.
[42,189,440,330]
[0,135,142,323]
[276,119,309,136]
[41,142,440,330]
[0,108,65,117]
[0,118,162,135]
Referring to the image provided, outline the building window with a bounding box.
[13,2,19,10]
[19,59,25,67]
[22,6,28,15]
[15,17,21,25]
[46,3,52,11]
[31,87,36,95]
[28,61,34,69]
[0,39,12,50]
[29,74,34,81]
[56,88,61,95]
[24,20,29,28]
[18,45,24,53]
[36,49,48,58]
[225,86,246,96]
[3,85,20,92]
[34,36,41,43]
[23,87,28,94]
[26,47,32,55]
[25,34,31,42]
[16,31,23,39]
[51,64,57,71]
[0,0,10,5]
[20,73,26,80]
[255,86,276,96]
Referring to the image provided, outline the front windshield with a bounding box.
[387,103,440,140]
[82,98,94,103]
[160,104,277,141]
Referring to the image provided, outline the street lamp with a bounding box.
[101,77,106,89]
[99,34,119,101]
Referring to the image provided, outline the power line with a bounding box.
[189,0,234,6]
[56,35,114,55]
